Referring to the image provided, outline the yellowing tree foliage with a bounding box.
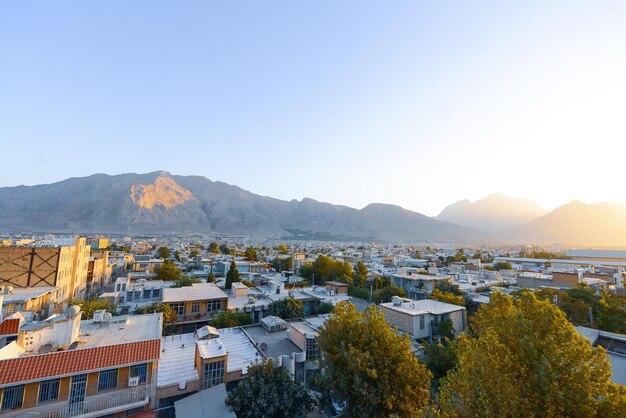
[317,302,431,418]
[439,291,625,418]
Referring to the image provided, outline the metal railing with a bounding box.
[13,389,148,418]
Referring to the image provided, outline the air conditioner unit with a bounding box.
[128,376,140,387]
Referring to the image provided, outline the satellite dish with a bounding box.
[68,341,79,350]
[39,344,52,354]
[260,342,268,351]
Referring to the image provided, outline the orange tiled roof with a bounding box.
[0,318,20,335]
[0,339,160,386]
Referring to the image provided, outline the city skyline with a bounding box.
[2,1,626,216]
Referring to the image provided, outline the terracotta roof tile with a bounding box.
[0,339,160,386]
[0,318,20,335]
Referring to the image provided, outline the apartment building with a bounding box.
[85,237,109,251]
[0,237,91,302]
[391,269,454,299]
[0,307,162,418]
[0,286,59,321]
[379,297,467,341]
[163,283,228,333]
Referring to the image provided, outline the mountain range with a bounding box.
[0,171,481,243]
[0,172,624,246]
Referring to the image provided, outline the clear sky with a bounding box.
[1,1,625,216]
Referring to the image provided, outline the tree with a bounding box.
[156,246,170,259]
[317,303,432,417]
[372,285,406,303]
[225,259,240,289]
[154,260,182,281]
[212,310,252,328]
[439,291,625,417]
[208,242,220,254]
[171,276,200,288]
[244,247,258,261]
[207,259,215,282]
[135,302,176,335]
[189,249,199,258]
[268,297,304,319]
[424,337,458,380]
[316,302,334,314]
[219,243,230,255]
[271,257,292,272]
[493,261,513,271]
[429,289,465,306]
[353,261,368,288]
[276,243,288,254]
[226,359,314,418]
[70,299,115,320]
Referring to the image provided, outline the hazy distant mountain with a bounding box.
[506,200,626,246]
[436,193,549,234]
[0,171,481,243]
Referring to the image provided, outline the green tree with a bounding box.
[212,310,253,328]
[353,261,368,288]
[439,291,624,417]
[276,243,288,254]
[156,246,170,259]
[135,302,177,335]
[424,337,458,380]
[226,359,314,418]
[70,299,115,320]
[271,257,292,272]
[316,302,334,314]
[207,259,215,283]
[171,276,200,288]
[154,260,182,281]
[189,249,199,258]
[372,285,406,303]
[208,242,220,254]
[268,297,304,319]
[317,303,431,417]
[219,243,230,255]
[429,289,466,306]
[244,247,258,261]
[225,259,240,289]
[493,261,513,271]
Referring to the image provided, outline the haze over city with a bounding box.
[2,1,626,215]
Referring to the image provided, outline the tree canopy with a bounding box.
[211,310,252,328]
[439,291,625,417]
[317,302,431,418]
[156,246,171,259]
[225,259,240,289]
[171,276,200,288]
[353,261,369,288]
[226,359,314,418]
[135,302,177,335]
[208,242,220,254]
[268,297,304,319]
[154,260,182,281]
[70,299,115,320]
[244,246,258,261]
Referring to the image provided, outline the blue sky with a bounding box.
[1,1,625,216]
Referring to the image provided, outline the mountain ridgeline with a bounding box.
[0,172,481,243]
[1,172,624,245]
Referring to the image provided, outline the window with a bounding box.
[202,361,225,389]
[38,378,60,404]
[1,384,24,411]
[130,363,148,384]
[420,315,425,330]
[305,337,318,360]
[143,289,151,299]
[127,291,134,301]
[98,369,118,392]
[134,291,141,300]
[191,303,200,314]
[170,303,185,316]
[206,300,222,313]
[152,288,161,298]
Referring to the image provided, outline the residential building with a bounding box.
[379,297,467,341]
[163,283,228,333]
[0,237,91,302]
[85,237,109,251]
[0,286,59,320]
[391,269,454,299]
[0,307,162,418]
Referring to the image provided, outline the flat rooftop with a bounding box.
[380,298,465,316]
[244,325,301,359]
[78,313,162,349]
[391,273,452,281]
[0,286,58,303]
[159,333,198,387]
[163,282,227,303]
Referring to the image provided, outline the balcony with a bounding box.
[8,387,150,418]
[175,311,222,324]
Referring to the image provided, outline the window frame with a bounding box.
[38,378,60,404]
[98,368,119,392]
[1,384,24,411]
[202,360,225,389]
[129,363,148,384]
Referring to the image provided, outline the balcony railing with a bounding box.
[10,389,149,418]
[175,311,222,323]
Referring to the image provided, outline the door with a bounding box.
[69,374,87,413]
